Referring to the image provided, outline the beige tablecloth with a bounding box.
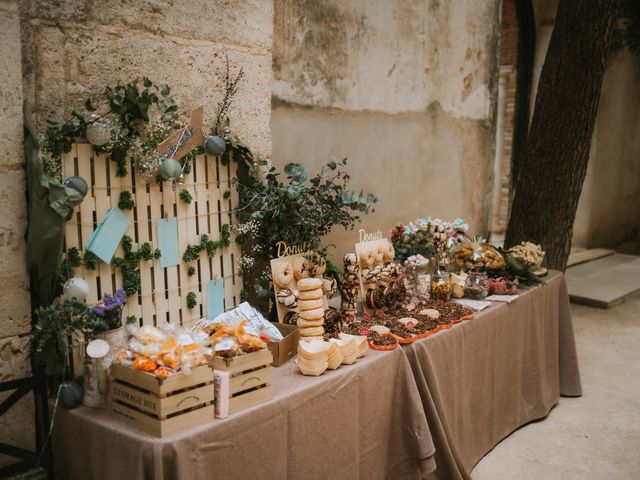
[52,271,580,480]
[52,346,435,480]
[404,270,581,479]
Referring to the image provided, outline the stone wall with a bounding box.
[20,0,273,156]
[271,0,501,260]
[0,0,34,467]
[0,0,273,466]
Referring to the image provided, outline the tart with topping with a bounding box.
[389,322,416,344]
[367,332,399,351]
[408,320,437,339]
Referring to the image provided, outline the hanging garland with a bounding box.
[40,78,178,180]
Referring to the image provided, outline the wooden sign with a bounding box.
[155,106,206,161]
[354,235,397,315]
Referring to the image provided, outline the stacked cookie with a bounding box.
[296,278,326,341]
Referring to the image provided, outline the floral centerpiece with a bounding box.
[390,217,469,264]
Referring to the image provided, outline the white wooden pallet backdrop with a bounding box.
[62,143,243,326]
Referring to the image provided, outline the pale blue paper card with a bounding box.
[85,207,129,264]
[157,218,180,268]
[207,279,225,320]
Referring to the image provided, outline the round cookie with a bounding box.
[298,307,325,320]
[299,326,324,337]
[298,289,323,301]
[298,298,324,311]
[273,262,294,288]
[297,278,323,291]
[297,317,325,328]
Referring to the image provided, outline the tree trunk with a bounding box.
[504,0,618,271]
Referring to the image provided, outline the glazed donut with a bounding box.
[298,307,325,320]
[276,288,298,308]
[283,311,300,325]
[374,243,385,264]
[293,257,309,280]
[273,262,294,288]
[298,289,323,301]
[383,242,395,262]
[313,259,327,277]
[344,253,358,267]
[298,298,324,311]
[297,317,325,328]
[297,278,323,291]
[299,326,325,337]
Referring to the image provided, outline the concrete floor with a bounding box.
[472,293,640,479]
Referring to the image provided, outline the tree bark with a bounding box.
[505,0,618,271]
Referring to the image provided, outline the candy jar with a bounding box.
[464,269,490,299]
[403,254,430,301]
[430,271,452,302]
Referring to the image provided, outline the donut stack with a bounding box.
[340,253,360,317]
[296,278,326,341]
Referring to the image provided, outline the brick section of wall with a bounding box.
[500,0,519,66]
[493,0,519,234]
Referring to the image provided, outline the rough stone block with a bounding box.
[0,279,31,338]
[24,0,87,22]
[87,0,272,50]
[0,170,29,273]
[31,25,272,155]
[0,335,31,381]
[0,3,24,167]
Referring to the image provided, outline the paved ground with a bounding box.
[566,254,640,307]
[472,292,640,479]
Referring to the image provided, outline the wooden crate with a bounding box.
[109,363,214,437]
[61,144,243,327]
[213,349,274,415]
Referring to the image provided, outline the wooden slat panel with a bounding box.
[61,144,242,327]
[161,179,180,325]
[149,182,168,325]
[193,155,211,323]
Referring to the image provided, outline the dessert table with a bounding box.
[404,271,581,479]
[51,271,581,480]
[52,344,436,480]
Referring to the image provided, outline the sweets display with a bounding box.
[341,253,360,316]
[488,276,519,295]
[463,270,490,300]
[114,324,211,378]
[430,272,452,302]
[271,250,329,336]
[355,238,405,314]
[451,241,506,271]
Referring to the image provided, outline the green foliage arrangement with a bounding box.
[40,78,177,179]
[179,189,193,204]
[234,158,377,294]
[182,226,231,264]
[111,235,161,295]
[186,292,198,309]
[32,298,123,376]
[118,190,135,210]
